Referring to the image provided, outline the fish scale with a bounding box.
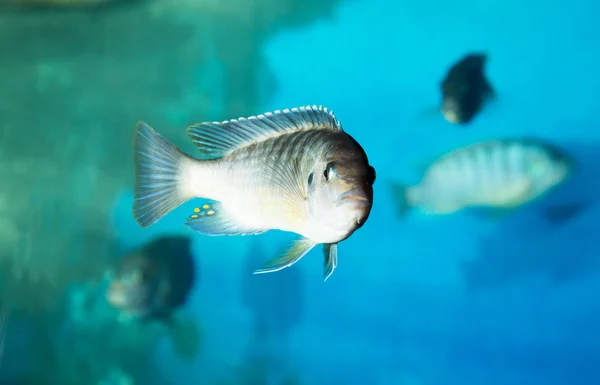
[219,133,315,231]
[221,129,343,232]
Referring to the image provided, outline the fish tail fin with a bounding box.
[389,181,412,218]
[133,121,194,227]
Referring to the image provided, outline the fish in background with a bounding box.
[439,53,495,125]
[389,138,576,218]
[131,105,376,281]
[524,140,600,224]
[106,235,197,326]
[460,140,600,289]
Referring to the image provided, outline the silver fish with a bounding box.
[391,138,574,216]
[132,105,376,281]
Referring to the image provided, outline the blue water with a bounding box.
[108,0,600,384]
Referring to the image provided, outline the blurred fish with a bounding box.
[523,140,600,224]
[106,236,196,325]
[132,105,376,281]
[390,138,575,217]
[439,52,495,124]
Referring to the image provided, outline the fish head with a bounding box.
[440,79,481,124]
[307,134,376,235]
[106,255,160,316]
[441,97,464,123]
[525,145,574,194]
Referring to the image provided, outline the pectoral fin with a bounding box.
[253,238,317,274]
[323,243,338,281]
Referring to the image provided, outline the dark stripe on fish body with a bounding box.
[486,142,515,193]
[229,129,333,177]
[474,142,503,193]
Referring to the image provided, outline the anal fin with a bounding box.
[254,238,317,274]
[185,201,265,236]
[323,243,338,281]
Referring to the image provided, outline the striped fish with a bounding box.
[391,138,575,216]
[132,105,376,281]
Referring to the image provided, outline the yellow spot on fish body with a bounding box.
[189,204,217,220]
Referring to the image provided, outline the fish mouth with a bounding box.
[338,188,371,206]
[442,109,460,123]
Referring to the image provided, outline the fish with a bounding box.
[106,235,197,325]
[390,138,575,217]
[131,105,376,281]
[439,52,495,124]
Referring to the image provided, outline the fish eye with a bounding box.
[308,172,314,185]
[324,162,336,181]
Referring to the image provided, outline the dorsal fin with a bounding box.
[185,105,342,158]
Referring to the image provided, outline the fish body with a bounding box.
[391,138,575,216]
[106,236,196,324]
[132,105,376,281]
[440,53,494,124]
